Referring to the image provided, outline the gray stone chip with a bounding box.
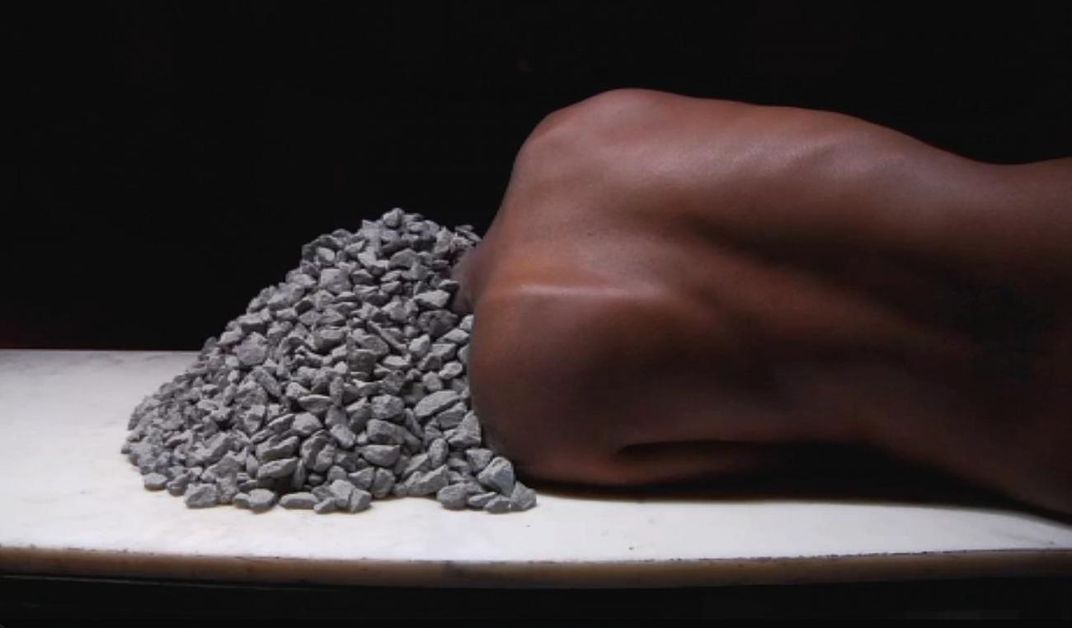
[476,457,516,495]
[249,488,276,513]
[280,492,318,509]
[414,290,451,309]
[185,484,219,509]
[257,457,299,479]
[143,472,168,491]
[414,390,460,420]
[436,483,469,510]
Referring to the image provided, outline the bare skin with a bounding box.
[454,89,1072,515]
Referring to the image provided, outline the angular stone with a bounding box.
[348,467,375,490]
[346,489,372,513]
[361,444,401,467]
[436,483,469,510]
[414,390,460,420]
[235,333,269,367]
[476,457,515,495]
[329,423,357,449]
[318,268,352,294]
[465,448,493,472]
[257,457,299,479]
[297,395,332,416]
[142,472,168,491]
[413,290,451,309]
[366,419,409,445]
[184,484,219,509]
[447,412,481,449]
[405,465,450,496]
[280,492,318,509]
[370,395,405,421]
[509,482,537,511]
[248,488,276,513]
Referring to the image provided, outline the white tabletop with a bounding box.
[0,350,1069,587]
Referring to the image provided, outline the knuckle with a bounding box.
[517,88,666,167]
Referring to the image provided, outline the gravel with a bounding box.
[123,208,535,514]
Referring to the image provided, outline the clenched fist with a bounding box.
[456,89,1072,514]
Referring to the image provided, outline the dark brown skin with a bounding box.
[455,89,1072,514]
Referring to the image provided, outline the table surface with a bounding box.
[0,350,1069,587]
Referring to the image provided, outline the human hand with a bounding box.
[456,89,1072,513]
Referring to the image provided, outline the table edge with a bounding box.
[1,546,1069,588]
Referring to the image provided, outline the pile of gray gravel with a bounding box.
[122,208,535,514]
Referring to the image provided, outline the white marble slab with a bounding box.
[0,350,1069,586]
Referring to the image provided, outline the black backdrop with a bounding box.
[12,1,1071,350]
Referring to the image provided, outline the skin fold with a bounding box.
[455,89,1072,514]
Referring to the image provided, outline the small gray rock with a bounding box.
[312,327,347,353]
[382,207,405,228]
[257,435,300,461]
[250,367,282,399]
[347,349,378,374]
[233,492,252,509]
[366,419,409,445]
[370,467,395,498]
[356,334,390,357]
[483,495,512,514]
[427,438,449,468]
[267,413,296,434]
[438,361,464,380]
[279,492,318,509]
[466,492,497,509]
[381,355,410,370]
[509,482,537,511]
[413,290,451,309]
[407,334,431,357]
[312,484,334,502]
[436,483,469,510]
[348,467,375,490]
[361,444,401,467]
[329,423,357,448]
[297,395,333,416]
[435,404,467,429]
[326,465,348,483]
[291,412,323,437]
[166,474,190,496]
[405,465,450,496]
[184,484,219,509]
[414,390,460,420]
[438,328,469,344]
[476,457,515,495]
[447,412,482,449]
[257,457,299,479]
[370,395,405,421]
[429,343,457,361]
[248,488,276,513]
[346,488,372,513]
[142,472,168,491]
[421,372,443,392]
[465,448,493,472]
[328,479,355,508]
[318,268,352,294]
[235,333,269,367]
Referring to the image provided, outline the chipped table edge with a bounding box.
[1,546,1070,588]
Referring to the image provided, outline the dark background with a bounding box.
[11,1,1072,350]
